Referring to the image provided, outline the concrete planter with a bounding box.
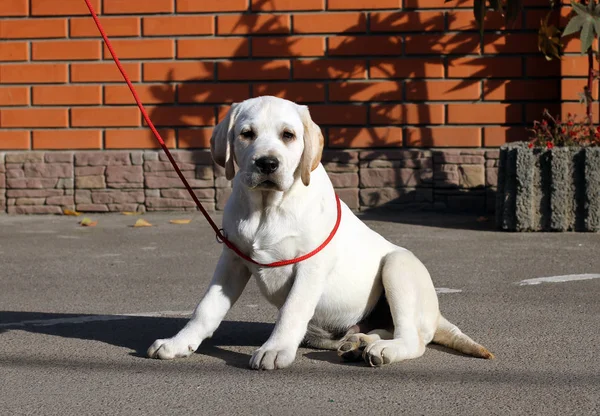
[496,143,600,231]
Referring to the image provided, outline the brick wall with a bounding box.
[0,0,593,213]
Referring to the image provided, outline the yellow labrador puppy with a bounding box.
[148,96,493,369]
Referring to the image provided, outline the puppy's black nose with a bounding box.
[255,156,279,174]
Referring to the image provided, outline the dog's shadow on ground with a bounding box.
[0,311,276,369]
[0,311,466,368]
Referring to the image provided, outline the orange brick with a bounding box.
[143,62,214,82]
[70,17,140,37]
[370,11,443,32]
[0,0,28,16]
[177,0,247,12]
[178,128,213,149]
[145,106,216,126]
[217,105,233,122]
[525,56,560,77]
[525,103,560,123]
[447,57,522,78]
[0,42,28,61]
[308,104,367,125]
[104,84,175,105]
[525,9,568,30]
[33,85,102,105]
[561,55,588,76]
[104,39,174,59]
[0,108,68,128]
[253,37,324,57]
[406,34,479,54]
[371,58,444,78]
[561,79,596,101]
[252,82,325,102]
[178,38,248,59]
[483,34,538,54]
[0,64,67,83]
[329,36,402,56]
[447,104,523,124]
[561,103,599,123]
[294,13,366,33]
[483,127,526,147]
[103,0,173,14]
[447,10,519,31]
[251,0,324,11]
[484,80,559,101]
[329,0,400,8]
[218,14,290,35]
[71,62,140,82]
[405,127,481,147]
[370,104,444,124]
[71,107,140,127]
[218,60,290,80]
[0,87,29,105]
[143,16,213,36]
[32,129,102,150]
[105,129,176,149]
[329,127,403,148]
[405,80,480,101]
[32,40,101,60]
[178,83,249,103]
[330,81,401,102]
[31,0,100,15]
[0,130,30,149]
[403,0,470,8]
[293,59,367,79]
[0,18,66,39]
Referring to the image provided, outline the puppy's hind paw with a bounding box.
[337,333,371,362]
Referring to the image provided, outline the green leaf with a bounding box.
[581,20,594,53]
[572,0,590,16]
[562,15,586,37]
[593,15,600,38]
[474,0,486,37]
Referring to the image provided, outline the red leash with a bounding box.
[83,0,341,267]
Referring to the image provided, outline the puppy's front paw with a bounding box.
[147,337,199,360]
[249,344,296,370]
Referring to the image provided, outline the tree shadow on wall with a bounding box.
[143,0,561,226]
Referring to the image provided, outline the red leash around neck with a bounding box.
[83,0,342,267]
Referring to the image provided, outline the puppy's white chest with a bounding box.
[252,266,295,308]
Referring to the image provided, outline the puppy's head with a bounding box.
[210,96,323,191]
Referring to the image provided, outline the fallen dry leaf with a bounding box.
[63,209,81,217]
[133,219,153,227]
[169,219,192,225]
[122,211,142,216]
[80,217,98,227]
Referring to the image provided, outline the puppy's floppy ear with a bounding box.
[298,105,324,187]
[210,103,239,180]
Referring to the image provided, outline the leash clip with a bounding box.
[215,228,227,244]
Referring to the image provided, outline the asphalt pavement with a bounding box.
[1,211,599,415]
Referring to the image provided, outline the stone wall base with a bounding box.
[0,149,499,214]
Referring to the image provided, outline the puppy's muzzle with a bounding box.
[255,156,279,175]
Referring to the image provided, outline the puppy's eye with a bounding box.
[240,130,255,140]
[282,131,295,141]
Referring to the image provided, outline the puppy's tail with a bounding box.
[432,315,494,359]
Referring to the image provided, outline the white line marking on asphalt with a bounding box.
[435,288,462,294]
[518,274,600,286]
[0,311,192,329]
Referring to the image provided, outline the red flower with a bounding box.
[528,142,534,148]
[547,142,554,149]
[567,121,574,126]
[541,120,548,126]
